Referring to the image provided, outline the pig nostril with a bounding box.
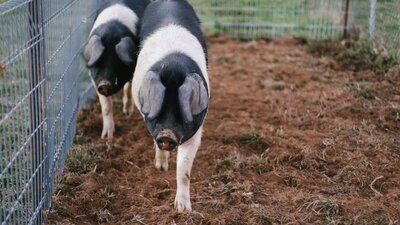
[98,85,112,95]
[97,80,113,96]
[156,137,177,151]
[169,142,176,149]
[156,130,178,151]
[156,139,163,147]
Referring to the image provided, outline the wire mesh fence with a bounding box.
[0,0,98,224]
[0,1,45,224]
[0,0,399,224]
[41,0,99,212]
[189,0,400,56]
[190,0,351,40]
[367,0,400,57]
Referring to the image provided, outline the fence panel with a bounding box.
[370,0,400,57]
[189,0,400,56]
[189,0,350,40]
[41,0,98,210]
[0,0,98,224]
[0,1,45,224]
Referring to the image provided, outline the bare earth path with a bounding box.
[47,36,400,225]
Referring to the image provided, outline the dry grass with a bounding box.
[47,36,400,225]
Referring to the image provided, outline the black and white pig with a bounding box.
[83,0,149,144]
[131,0,210,212]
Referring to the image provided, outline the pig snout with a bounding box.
[156,129,178,151]
[97,80,115,96]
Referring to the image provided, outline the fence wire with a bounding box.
[368,0,400,57]
[190,0,400,56]
[190,0,351,40]
[0,0,400,224]
[41,0,98,212]
[0,0,98,224]
[0,1,45,224]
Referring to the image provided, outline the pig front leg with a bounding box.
[99,94,115,145]
[174,127,202,212]
[154,143,170,171]
[123,81,134,115]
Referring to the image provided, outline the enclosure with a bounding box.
[0,0,399,224]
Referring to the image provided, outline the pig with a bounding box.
[83,0,149,145]
[131,0,210,212]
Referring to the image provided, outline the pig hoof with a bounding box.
[174,196,192,212]
[106,139,113,148]
[128,105,134,115]
[101,122,115,139]
[155,158,169,171]
[155,149,169,171]
[122,107,128,115]
[123,105,134,115]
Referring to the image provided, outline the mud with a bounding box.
[46,36,400,225]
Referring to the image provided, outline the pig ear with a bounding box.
[115,37,135,65]
[138,71,166,120]
[84,35,104,67]
[178,73,209,123]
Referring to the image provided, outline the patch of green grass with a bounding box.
[239,132,271,154]
[283,176,300,188]
[357,216,397,225]
[218,174,234,184]
[216,159,235,172]
[256,209,273,225]
[95,187,116,205]
[301,199,342,223]
[381,134,400,155]
[308,40,398,74]
[215,54,233,63]
[92,209,114,223]
[254,155,265,165]
[216,151,246,173]
[252,151,273,174]
[65,148,102,174]
[243,133,263,148]
[345,82,375,99]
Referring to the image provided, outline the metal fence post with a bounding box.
[343,0,351,39]
[28,0,45,224]
[369,0,377,38]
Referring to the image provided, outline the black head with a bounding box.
[84,32,137,96]
[139,69,209,150]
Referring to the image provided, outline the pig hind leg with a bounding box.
[154,143,170,171]
[123,81,134,115]
[174,126,202,212]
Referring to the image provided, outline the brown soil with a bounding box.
[46,36,400,225]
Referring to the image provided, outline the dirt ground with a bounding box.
[46,36,400,225]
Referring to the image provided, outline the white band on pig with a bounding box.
[90,4,139,35]
[132,24,209,113]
